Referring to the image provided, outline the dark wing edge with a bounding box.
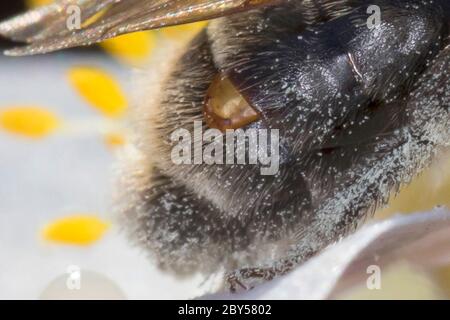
[0,0,280,56]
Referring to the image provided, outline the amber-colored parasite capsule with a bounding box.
[204,74,261,131]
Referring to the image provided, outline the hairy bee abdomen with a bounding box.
[119,0,450,277]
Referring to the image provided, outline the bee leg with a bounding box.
[226,267,278,293]
[226,268,274,293]
[226,254,312,292]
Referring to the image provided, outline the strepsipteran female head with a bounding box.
[1,0,449,292]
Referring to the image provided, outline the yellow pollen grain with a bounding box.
[67,66,128,118]
[0,106,60,139]
[42,215,110,246]
[101,31,156,66]
[160,21,208,40]
[104,132,126,149]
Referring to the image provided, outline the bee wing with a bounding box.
[0,0,116,44]
[0,0,280,56]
